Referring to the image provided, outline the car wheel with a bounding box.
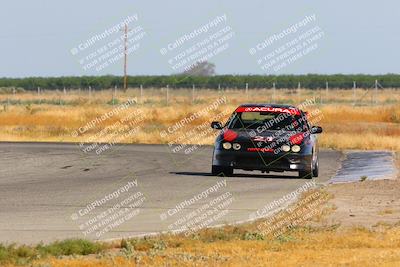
[212,165,233,177]
[299,158,313,179]
[312,158,319,177]
[298,170,312,179]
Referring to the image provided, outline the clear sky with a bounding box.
[0,0,399,77]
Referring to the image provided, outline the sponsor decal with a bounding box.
[235,106,300,115]
[252,136,274,142]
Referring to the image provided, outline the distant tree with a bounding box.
[181,61,216,77]
[0,74,399,90]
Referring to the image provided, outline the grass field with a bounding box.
[2,189,400,266]
[3,226,400,266]
[0,88,399,151]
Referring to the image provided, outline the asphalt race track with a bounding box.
[0,142,342,244]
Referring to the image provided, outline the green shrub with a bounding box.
[0,239,106,265]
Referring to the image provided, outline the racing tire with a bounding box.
[299,154,316,179]
[312,159,319,177]
[212,165,233,177]
[298,170,312,179]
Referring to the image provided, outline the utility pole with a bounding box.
[121,23,130,91]
[352,81,356,106]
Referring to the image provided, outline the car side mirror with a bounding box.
[311,126,323,134]
[211,121,223,130]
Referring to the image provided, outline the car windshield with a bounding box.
[227,111,306,131]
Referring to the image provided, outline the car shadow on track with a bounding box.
[171,171,301,179]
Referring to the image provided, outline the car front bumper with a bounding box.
[212,149,312,172]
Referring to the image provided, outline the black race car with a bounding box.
[210,104,322,178]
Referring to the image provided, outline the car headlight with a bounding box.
[291,145,301,153]
[222,142,232,150]
[282,145,291,152]
[233,143,241,150]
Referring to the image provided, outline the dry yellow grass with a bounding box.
[28,228,400,267]
[22,189,400,267]
[0,88,399,151]
[2,188,400,266]
[378,209,395,215]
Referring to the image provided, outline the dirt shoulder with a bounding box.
[323,152,400,228]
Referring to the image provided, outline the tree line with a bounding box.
[1,74,399,90]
